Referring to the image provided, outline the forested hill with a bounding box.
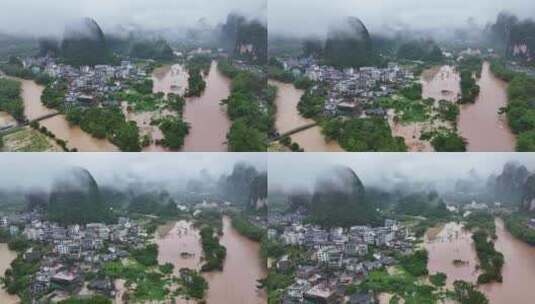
[60,18,114,66]
[324,17,376,68]
[47,167,114,225]
[310,166,381,227]
[220,13,267,64]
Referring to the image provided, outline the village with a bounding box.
[0,211,148,301]
[278,56,415,117]
[267,211,417,304]
[20,56,149,109]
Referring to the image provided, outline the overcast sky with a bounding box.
[0,153,266,191]
[269,0,535,37]
[0,0,266,36]
[268,153,535,192]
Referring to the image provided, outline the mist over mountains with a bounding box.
[30,12,267,66]
[323,17,375,68]
[0,0,266,37]
[269,155,535,223]
[0,162,267,225]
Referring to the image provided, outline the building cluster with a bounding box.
[268,215,416,304]
[281,57,414,117]
[1,212,147,299]
[22,56,147,108]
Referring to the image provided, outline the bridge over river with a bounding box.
[0,111,61,134]
[270,122,319,142]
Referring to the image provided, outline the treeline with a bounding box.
[41,81,68,109]
[129,39,174,61]
[399,250,429,277]
[0,57,53,85]
[267,59,315,91]
[184,55,211,97]
[66,106,141,151]
[297,86,327,119]
[464,212,503,284]
[200,226,227,272]
[218,60,270,151]
[458,57,483,104]
[472,230,504,284]
[421,129,466,152]
[0,78,24,121]
[1,233,36,301]
[130,244,159,267]
[322,117,407,152]
[29,121,71,151]
[153,116,190,150]
[394,192,451,219]
[397,40,444,62]
[127,193,182,219]
[231,214,265,241]
[491,60,535,151]
[504,213,535,245]
[185,69,206,97]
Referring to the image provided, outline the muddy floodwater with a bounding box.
[421,65,461,103]
[150,61,231,152]
[0,112,16,129]
[155,216,267,304]
[425,219,535,303]
[421,63,516,152]
[7,76,118,151]
[0,244,19,304]
[270,80,343,152]
[458,62,516,151]
[425,222,479,286]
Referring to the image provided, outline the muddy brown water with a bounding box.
[457,62,516,152]
[425,219,535,303]
[421,63,516,152]
[270,80,343,152]
[0,244,19,304]
[7,76,118,151]
[155,216,267,304]
[149,61,231,152]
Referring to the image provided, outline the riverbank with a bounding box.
[418,62,516,152]
[155,216,267,304]
[458,62,516,151]
[145,61,231,152]
[269,80,343,152]
[1,75,118,151]
[0,244,19,304]
[425,218,535,303]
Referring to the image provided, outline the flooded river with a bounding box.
[425,219,535,303]
[421,62,516,152]
[457,62,516,151]
[150,61,231,152]
[0,244,19,304]
[270,80,343,152]
[425,222,479,286]
[6,76,118,151]
[155,216,267,304]
[6,61,232,152]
